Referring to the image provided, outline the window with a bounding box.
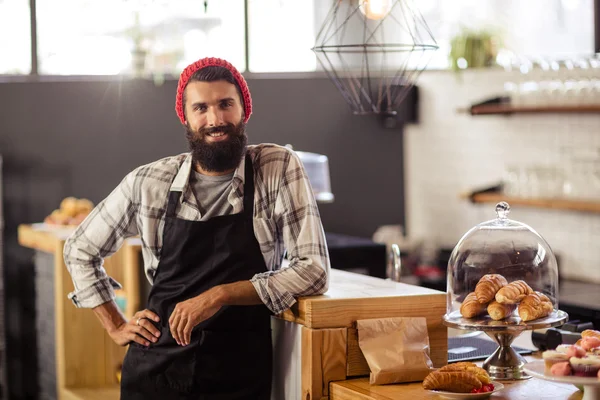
[417,0,595,69]
[0,0,31,74]
[247,0,317,72]
[35,0,245,75]
[0,0,596,75]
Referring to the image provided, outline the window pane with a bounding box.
[36,0,246,76]
[0,0,31,74]
[417,0,594,69]
[248,0,317,72]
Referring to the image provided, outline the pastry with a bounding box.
[422,371,482,393]
[487,300,516,320]
[582,329,600,340]
[570,356,600,377]
[518,292,552,322]
[495,280,533,304]
[565,345,586,359]
[555,344,572,354]
[474,274,508,304]
[460,292,487,318]
[581,337,600,352]
[60,197,79,217]
[75,198,94,214]
[550,361,572,376]
[542,350,569,374]
[439,363,490,384]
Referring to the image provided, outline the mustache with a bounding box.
[198,123,237,137]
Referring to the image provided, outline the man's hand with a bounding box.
[108,309,161,347]
[169,287,223,346]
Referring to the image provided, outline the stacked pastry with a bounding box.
[423,362,495,393]
[44,197,94,227]
[543,329,600,378]
[459,274,553,322]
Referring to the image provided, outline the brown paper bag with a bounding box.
[357,317,433,385]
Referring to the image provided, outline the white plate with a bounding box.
[523,360,600,386]
[427,381,504,399]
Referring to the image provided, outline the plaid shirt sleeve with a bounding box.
[63,171,139,308]
[250,148,330,315]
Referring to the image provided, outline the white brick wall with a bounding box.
[404,68,600,283]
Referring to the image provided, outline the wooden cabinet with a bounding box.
[278,269,447,400]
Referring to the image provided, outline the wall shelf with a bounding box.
[467,104,600,116]
[467,192,600,213]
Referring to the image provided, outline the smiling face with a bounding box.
[184,80,247,174]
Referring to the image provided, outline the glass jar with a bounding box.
[446,202,559,320]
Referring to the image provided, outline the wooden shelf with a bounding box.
[468,104,600,115]
[468,192,600,213]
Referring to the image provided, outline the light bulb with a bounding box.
[359,0,393,20]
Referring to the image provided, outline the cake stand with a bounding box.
[443,310,568,381]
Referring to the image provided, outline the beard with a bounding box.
[185,121,247,173]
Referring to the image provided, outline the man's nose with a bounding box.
[206,107,224,127]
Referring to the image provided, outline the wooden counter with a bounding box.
[330,372,582,400]
[18,224,134,400]
[19,224,447,400]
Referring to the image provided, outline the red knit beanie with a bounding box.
[175,57,252,125]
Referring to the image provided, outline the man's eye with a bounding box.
[195,105,207,112]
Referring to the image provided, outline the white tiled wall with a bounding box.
[404,69,600,283]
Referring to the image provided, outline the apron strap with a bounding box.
[166,191,182,218]
[243,153,254,218]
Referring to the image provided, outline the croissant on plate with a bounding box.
[487,300,517,321]
[474,274,508,304]
[439,363,491,384]
[460,292,488,318]
[422,371,482,393]
[518,291,553,322]
[495,280,533,304]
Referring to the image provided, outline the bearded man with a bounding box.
[63,57,330,399]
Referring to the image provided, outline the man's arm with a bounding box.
[249,148,330,314]
[64,171,139,309]
[168,281,261,346]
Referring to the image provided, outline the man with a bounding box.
[64,57,330,399]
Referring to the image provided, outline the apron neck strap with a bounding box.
[166,191,181,218]
[243,153,254,217]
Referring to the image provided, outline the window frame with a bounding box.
[4,0,600,79]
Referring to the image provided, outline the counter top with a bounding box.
[330,331,581,400]
[330,371,582,400]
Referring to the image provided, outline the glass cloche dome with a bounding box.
[446,201,559,322]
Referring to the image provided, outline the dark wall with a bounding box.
[0,76,405,399]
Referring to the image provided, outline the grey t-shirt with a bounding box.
[190,170,235,220]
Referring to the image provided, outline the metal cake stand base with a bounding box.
[444,310,568,381]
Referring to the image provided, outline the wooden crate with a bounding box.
[281,269,447,400]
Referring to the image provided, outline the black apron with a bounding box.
[121,154,273,400]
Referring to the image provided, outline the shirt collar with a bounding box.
[170,152,247,203]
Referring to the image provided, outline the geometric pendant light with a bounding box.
[312,0,438,116]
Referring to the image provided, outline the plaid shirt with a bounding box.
[64,144,330,315]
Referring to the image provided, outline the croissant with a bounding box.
[495,280,533,304]
[423,371,482,392]
[439,363,491,384]
[474,274,508,304]
[487,300,517,321]
[582,329,600,340]
[460,292,488,318]
[518,291,552,322]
